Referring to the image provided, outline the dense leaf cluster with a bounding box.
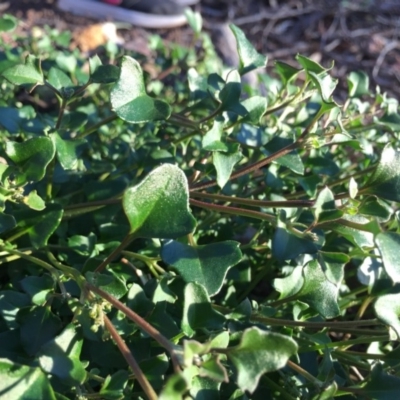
[1,11,400,399]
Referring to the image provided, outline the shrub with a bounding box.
[1,11,400,399]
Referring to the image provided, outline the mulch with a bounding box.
[1,0,400,99]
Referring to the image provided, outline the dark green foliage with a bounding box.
[1,11,400,399]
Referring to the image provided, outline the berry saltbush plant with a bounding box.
[1,11,400,399]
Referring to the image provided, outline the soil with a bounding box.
[1,0,400,99]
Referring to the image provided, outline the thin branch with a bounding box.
[103,315,158,400]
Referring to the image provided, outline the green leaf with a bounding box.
[308,71,338,103]
[99,370,129,400]
[158,372,189,400]
[218,70,242,110]
[5,137,55,186]
[0,14,17,32]
[0,290,30,329]
[264,136,304,175]
[190,376,222,399]
[362,363,400,399]
[359,196,392,222]
[363,145,400,202]
[297,259,341,318]
[91,65,120,84]
[229,24,268,75]
[240,96,268,125]
[123,164,196,239]
[202,119,228,152]
[23,190,46,211]
[185,8,202,34]
[275,61,301,84]
[110,56,171,123]
[226,327,298,394]
[47,67,73,91]
[376,232,400,284]
[15,204,63,248]
[347,71,370,97]
[86,271,128,300]
[213,144,243,189]
[38,324,86,385]
[55,53,77,74]
[2,54,44,86]
[161,240,242,296]
[313,186,343,223]
[374,293,400,339]
[296,55,328,74]
[0,211,16,233]
[20,274,55,305]
[0,359,56,400]
[18,306,62,356]
[182,282,225,337]
[50,132,86,170]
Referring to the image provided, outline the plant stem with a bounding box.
[189,198,276,222]
[103,315,158,400]
[95,233,135,273]
[287,360,323,387]
[86,283,182,373]
[301,335,389,351]
[190,191,314,208]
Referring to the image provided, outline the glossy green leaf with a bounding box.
[38,325,86,385]
[0,211,16,233]
[190,376,221,400]
[0,14,17,32]
[182,282,225,337]
[55,53,77,74]
[0,290,30,329]
[161,240,242,296]
[23,190,46,211]
[359,196,392,222]
[376,113,400,132]
[47,67,73,91]
[213,144,243,189]
[226,327,298,394]
[219,70,241,110]
[199,357,228,383]
[374,293,400,340]
[308,71,338,103]
[363,145,400,202]
[229,24,268,75]
[5,137,55,186]
[362,363,400,399]
[110,56,171,123]
[18,306,62,356]
[91,65,119,84]
[313,186,343,223]
[264,136,304,175]
[86,271,128,299]
[240,96,268,125]
[202,119,228,152]
[376,232,400,284]
[50,132,85,170]
[296,55,328,74]
[297,259,341,318]
[2,54,44,86]
[123,164,196,238]
[317,251,348,285]
[15,204,63,248]
[158,372,189,400]
[347,71,370,97]
[0,359,56,400]
[99,370,129,400]
[20,275,55,305]
[275,61,301,84]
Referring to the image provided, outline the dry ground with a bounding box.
[1,0,400,98]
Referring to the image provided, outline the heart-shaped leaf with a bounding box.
[182,282,225,337]
[0,359,56,400]
[2,54,44,86]
[123,164,196,239]
[226,327,298,394]
[38,324,86,385]
[110,56,171,123]
[161,240,242,296]
[229,24,267,75]
[50,132,86,170]
[6,137,55,186]
[213,144,243,189]
[376,232,400,284]
[363,145,400,202]
[374,293,400,340]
